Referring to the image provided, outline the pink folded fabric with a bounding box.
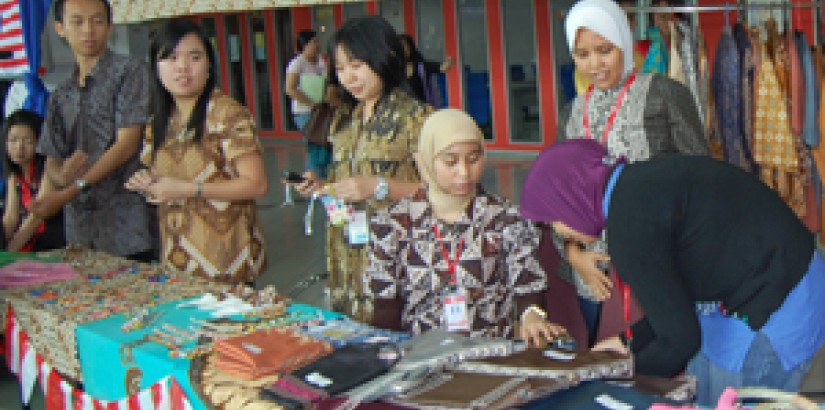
[0,261,79,288]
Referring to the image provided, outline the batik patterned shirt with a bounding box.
[325,88,433,322]
[366,188,546,338]
[38,49,154,256]
[141,91,266,284]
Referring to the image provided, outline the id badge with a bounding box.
[348,210,369,245]
[442,287,470,332]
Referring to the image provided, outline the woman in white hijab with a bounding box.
[365,109,566,345]
[543,0,710,355]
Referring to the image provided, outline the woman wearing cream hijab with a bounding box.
[365,109,565,345]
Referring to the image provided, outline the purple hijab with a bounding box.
[520,139,624,236]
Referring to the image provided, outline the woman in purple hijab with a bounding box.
[520,139,825,405]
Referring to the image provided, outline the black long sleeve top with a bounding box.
[606,155,813,376]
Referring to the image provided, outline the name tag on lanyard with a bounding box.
[442,286,470,332]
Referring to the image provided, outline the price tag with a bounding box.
[348,210,369,245]
[442,287,469,332]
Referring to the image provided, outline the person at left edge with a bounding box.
[32,0,155,261]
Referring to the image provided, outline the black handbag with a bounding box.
[302,102,335,148]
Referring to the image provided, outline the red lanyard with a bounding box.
[432,225,464,285]
[614,272,633,341]
[16,161,44,252]
[582,73,637,145]
[17,161,36,207]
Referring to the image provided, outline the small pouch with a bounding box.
[455,347,633,382]
[291,343,397,396]
[259,388,311,410]
[271,374,329,402]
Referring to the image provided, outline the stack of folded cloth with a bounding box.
[214,327,332,379]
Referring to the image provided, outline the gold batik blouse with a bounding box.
[326,87,433,322]
[142,91,266,284]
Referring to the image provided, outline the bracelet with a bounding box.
[195,181,203,198]
[520,305,547,322]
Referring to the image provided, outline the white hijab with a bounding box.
[565,0,634,75]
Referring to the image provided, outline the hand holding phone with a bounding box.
[283,171,307,184]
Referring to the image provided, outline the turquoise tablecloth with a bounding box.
[75,299,342,409]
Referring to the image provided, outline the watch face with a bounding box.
[375,179,389,200]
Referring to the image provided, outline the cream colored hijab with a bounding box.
[417,108,485,216]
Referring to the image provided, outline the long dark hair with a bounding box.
[296,30,317,54]
[398,34,425,65]
[149,18,217,155]
[2,109,43,178]
[328,15,407,105]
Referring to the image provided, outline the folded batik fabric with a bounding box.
[214,327,332,379]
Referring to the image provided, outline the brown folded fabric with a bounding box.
[214,327,332,379]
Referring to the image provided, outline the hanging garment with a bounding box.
[811,46,825,244]
[753,44,807,218]
[642,26,669,74]
[788,29,805,136]
[676,20,705,127]
[700,36,724,160]
[713,25,751,170]
[798,32,820,148]
[734,22,757,172]
[668,21,686,84]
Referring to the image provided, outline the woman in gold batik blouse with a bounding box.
[126,19,268,284]
[295,15,433,322]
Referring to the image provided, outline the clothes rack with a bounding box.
[623,2,820,13]
[623,1,822,46]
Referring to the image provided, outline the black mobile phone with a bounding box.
[283,171,306,183]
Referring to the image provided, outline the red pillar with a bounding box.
[486,0,509,147]
[403,0,417,38]
[366,1,379,15]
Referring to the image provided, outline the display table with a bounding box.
[4,248,224,380]
[2,248,347,409]
[75,300,342,410]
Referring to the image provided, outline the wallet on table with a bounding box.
[455,347,633,382]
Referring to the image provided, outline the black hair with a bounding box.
[2,109,43,178]
[398,34,425,64]
[327,15,406,105]
[53,0,113,23]
[148,18,217,156]
[296,30,317,54]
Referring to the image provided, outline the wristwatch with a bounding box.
[75,178,91,193]
[374,177,389,200]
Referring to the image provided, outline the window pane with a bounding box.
[379,0,405,34]
[249,13,273,130]
[224,15,246,106]
[457,0,492,139]
[343,3,367,20]
[503,0,540,143]
[313,6,335,59]
[415,0,447,106]
[201,17,222,88]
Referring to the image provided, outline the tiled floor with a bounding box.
[0,139,539,409]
